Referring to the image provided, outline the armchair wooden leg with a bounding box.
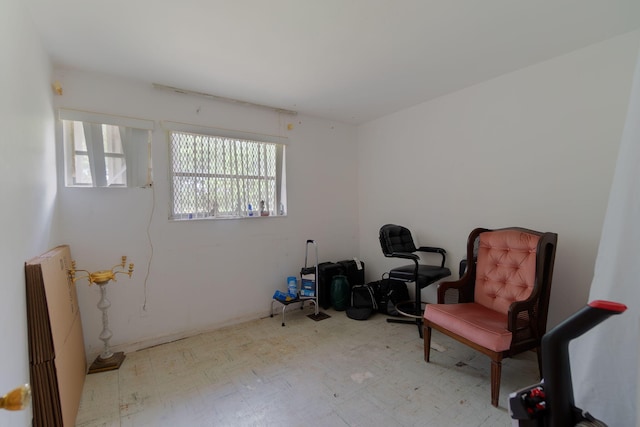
[424,325,432,362]
[490,358,502,407]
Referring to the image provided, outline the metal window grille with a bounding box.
[169,131,285,219]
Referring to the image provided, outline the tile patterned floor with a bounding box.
[76,305,539,426]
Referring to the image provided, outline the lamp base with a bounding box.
[88,352,125,374]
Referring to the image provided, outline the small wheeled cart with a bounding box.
[270,240,320,326]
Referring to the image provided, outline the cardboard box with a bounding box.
[26,245,87,427]
[301,274,316,297]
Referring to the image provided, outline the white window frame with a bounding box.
[59,109,154,188]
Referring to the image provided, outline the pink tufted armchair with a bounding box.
[423,227,557,407]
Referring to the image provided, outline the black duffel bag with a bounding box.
[369,276,410,316]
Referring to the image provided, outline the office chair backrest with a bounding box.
[379,224,417,256]
[474,229,541,314]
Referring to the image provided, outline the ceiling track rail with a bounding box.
[152,83,297,116]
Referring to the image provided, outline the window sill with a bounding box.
[170,214,286,222]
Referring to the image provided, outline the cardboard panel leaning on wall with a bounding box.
[25,245,87,427]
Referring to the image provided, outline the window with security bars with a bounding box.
[169,131,287,220]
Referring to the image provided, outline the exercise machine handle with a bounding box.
[542,300,627,427]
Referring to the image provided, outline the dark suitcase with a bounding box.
[317,262,344,309]
[337,259,365,289]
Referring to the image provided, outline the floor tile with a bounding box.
[76,307,539,426]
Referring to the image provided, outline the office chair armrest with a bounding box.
[386,252,419,261]
[416,246,447,267]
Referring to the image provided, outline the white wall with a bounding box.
[0,1,56,426]
[358,30,640,328]
[4,11,636,427]
[52,69,360,359]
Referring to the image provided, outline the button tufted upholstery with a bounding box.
[423,227,557,407]
[475,230,540,314]
[380,224,418,254]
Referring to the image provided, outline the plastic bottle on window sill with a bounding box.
[259,200,269,216]
[248,203,254,216]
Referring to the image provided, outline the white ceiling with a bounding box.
[25,0,640,124]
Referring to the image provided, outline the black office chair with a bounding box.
[379,224,451,337]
